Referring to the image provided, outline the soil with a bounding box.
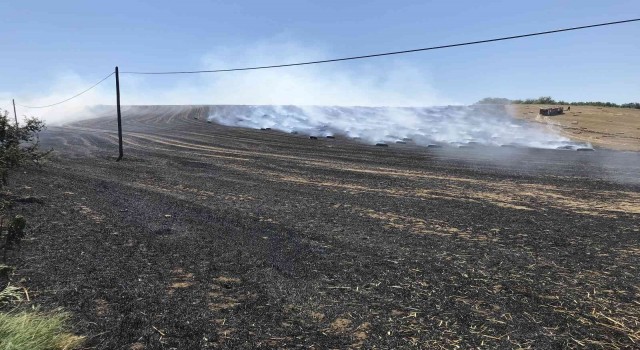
[2,105,639,349]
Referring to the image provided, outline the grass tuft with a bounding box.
[0,285,22,306]
[0,309,84,350]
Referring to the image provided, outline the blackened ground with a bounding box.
[4,106,640,349]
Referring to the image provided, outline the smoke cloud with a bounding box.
[208,104,589,149]
[2,40,588,149]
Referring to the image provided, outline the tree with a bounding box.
[475,97,512,105]
[0,110,49,186]
[537,96,555,104]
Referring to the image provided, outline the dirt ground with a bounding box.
[2,106,639,349]
[509,104,640,151]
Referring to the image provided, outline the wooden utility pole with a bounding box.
[115,66,123,161]
[12,99,18,126]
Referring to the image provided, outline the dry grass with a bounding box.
[167,267,195,295]
[508,104,640,151]
[0,309,84,350]
[0,285,23,306]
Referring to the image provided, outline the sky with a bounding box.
[1,0,639,116]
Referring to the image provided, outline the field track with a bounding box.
[6,105,640,349]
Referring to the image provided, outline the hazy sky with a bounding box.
[1,0,639,110]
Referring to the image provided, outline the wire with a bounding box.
[122,18,639,75]
[15,71,115,109]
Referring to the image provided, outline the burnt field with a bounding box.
[5,105,640,349]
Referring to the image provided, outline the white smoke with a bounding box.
[3,41,452,125]
[208,104,590,149]
[1,71,115,125]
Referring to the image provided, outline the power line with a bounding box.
[122,18,639,75]
[15,71,114,109]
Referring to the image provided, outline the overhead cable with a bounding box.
[16,71,114,109]
[121,18,640,75]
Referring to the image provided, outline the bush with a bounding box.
[0,110,48,186]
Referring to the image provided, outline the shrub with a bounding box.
[0,110,48,186]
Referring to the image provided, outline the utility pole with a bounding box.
[115,66,123,161]
[12,99,18,126]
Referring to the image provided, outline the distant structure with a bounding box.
[539,107,564,116]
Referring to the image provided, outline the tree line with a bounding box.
[476,97,640,109]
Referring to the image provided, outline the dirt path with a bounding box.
[5,106,640,349]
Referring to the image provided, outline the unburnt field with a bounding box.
[4,106,640,349]
[510,104,640,151]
